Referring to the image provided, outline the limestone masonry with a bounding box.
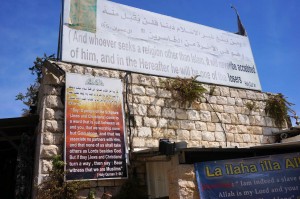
[34,60,282,198]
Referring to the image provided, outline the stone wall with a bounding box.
[34,60,282,198]
[168,156,199,199]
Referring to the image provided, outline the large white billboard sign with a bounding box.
[62,0,261,90]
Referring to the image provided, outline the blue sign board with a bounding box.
[195,152,300,199]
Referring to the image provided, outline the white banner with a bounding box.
[62,0,261,90]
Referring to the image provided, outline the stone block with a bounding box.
[238,114,250,125]
[230,114,239,125]
[132,85,145,95]
[165,99,180,108]
[152,128,164,138]
[133,104,147,116]
[97,69,110,77]
[134,116,143,126]
[207,96,217,104]
[149,97,165,106]
[249,126,263,135]
[149,76,159,87]
[43,85,61,95]
[215,131,226,142]
[251,135,262,143]
[249,115,266,126]
[242,134,251,142]
[43,133,53,145]
[41,145,59,158]
[256,93,265,100]
[224,105,236,114]
[139,75,152,86]
[158,118,168,128]
[195,121,207,131]
[176,109,188,119]
[199,111,211,122]
[235,98,244,107]
[208,142,220,147]
[210,86,221,96]
[180,120,196,130]
[211,112,220,123]
[177,130,190,140]
[137,127,152,137]
[164,129,176,139]
[226,133,234,142]
[220,87,230,96]
[132,137,146,147]
[225,124,238,134]
[202,132,215,141]
[199,103,212,111]
[187,110,200,120]
[145,138,159,147]
[43,73,62,85]
[178,180,196,189]
[145,87,157,96]
[44,120,63,133]
[187,140,200,147]
[190,130,202,140]
[44,108,55,120]
[216,96,228,105]
[82,66,93,75]
[130,74,140,84]
[57,62,72,71]
[157,88,172,98]
[109,70,120,78]
[210,104,224,112]
[234,134,243,143]
[133,96,150,104]
[238,90,247,98]
[168,120,180,129]
[143,117,157,127]
[221,113,232,124]
[230,89,239,98]
[207,123,216,131]
[71,65,84,74]
[237,125,248,133]
[190,101,201,110]
[227,97,236,106]
[246,90,257,100]
[215,123,224,131]
[162,108,176,119]
[44,95,63,109]
[41,159,52,174]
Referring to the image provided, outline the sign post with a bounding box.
[65,73,127,180]
[195,153,300,198]
[62,0,261,90]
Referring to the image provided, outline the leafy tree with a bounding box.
[36,155,83,199]
[265,93,294,127]
[16,54,55,116]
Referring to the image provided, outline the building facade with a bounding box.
[32,60,283,198]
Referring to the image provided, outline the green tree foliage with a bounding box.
[36,155,83,199]
[162,76,207,105]
[15,54,55,116]
[265,93,294,128]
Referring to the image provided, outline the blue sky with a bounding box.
[0,0,299,125]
